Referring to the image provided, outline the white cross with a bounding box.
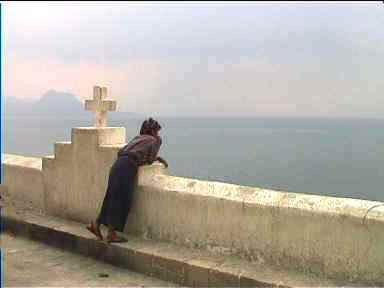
[85,86,117,127]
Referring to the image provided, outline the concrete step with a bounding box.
[2,232,177,287]
[2,207,347,287]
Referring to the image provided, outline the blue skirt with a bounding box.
[97,156,138,232]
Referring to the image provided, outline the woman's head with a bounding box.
[140,117,162,136]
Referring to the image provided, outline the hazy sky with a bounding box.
[4,1,384,117]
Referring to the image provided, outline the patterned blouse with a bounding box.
[117,134,162,167]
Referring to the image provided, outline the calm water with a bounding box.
[4,117,384,202]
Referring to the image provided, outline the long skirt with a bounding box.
[97,156,138,232]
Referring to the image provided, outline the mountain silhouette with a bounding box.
[5,90,143,119]
[33,90,83,114]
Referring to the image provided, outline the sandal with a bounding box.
[86,222,103,240]
[106,231,128,243]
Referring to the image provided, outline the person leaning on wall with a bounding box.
[86,118,168,243]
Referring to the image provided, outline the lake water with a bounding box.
[4,117,384,202]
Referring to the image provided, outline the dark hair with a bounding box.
[140,117,162,135]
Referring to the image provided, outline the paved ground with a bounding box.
[1,232,178,287]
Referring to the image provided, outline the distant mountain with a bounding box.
[5,90,143,119]
[33,90,83,115]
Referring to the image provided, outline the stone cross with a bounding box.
[85,86,117,128]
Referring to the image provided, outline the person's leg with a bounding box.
[86,163,117,240]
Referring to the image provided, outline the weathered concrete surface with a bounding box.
[2,205,345,287]
[4,145,384,284]
[3,154,44,212]
[2,233,175,287]
[3,125,384,284]
[42,127,125,222]
[126,175,384,284]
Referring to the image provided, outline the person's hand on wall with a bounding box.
[157,156,169,168]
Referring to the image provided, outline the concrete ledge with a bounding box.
[2,207,345,287]
[2,154,44,211]
[128,174,384,284]
[3,154,42,170]
[4,149,384,284]
[71,127,126,146]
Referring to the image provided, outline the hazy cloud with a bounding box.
[4,2,384,117]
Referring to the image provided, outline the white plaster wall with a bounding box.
[42,127,124,222]
[3,154,44,211]
[126,174,384,284]
[4,126,384,283]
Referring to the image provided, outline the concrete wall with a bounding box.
[3,127,166,224]
[126,175,384,284]
[4,126,384,284]
[3,154,44,211]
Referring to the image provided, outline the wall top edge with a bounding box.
[3,153,43,170]
[145,174,384,222]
